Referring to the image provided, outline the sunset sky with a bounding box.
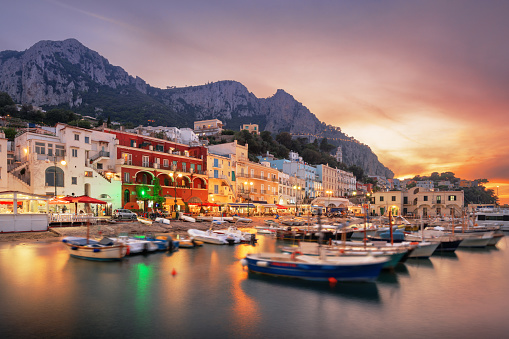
[1,0,508,203]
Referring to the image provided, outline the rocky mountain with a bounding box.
[0,39,393,178]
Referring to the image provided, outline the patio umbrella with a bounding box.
[62,195,107,213]
[276,204,288,209]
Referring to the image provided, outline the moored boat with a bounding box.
[62,237,127,261]
[241,252,388,282]
[137,216,153,225]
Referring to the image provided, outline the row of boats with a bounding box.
[62,221,258,260]
[241,215,506,283]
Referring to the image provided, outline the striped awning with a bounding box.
[228,203,256,208]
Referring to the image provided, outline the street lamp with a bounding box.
[170,172,182,217]
[46,156,66,197]
[293,185,301,216]
[326,190,333,213]
[244,181,253,216]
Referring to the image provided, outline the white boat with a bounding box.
[187,229,230,245]
[214,225,256,243]
[109,236,159,254]
[233,216,252,223]
[137,216,153,225]
[474,208,509,231]
[62,237,127,261]
[154,217,171,225]
[179,213,196,222]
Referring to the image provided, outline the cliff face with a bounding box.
[0,38,147,107]
[0,39,393,178]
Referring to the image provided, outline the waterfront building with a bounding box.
[0,131,8,190]
[10,123,122,214]
[100,127,208,213]
[337,169,356,197]
[208,141,279,206]
[277,171,292,205]
[207,151,236,204]
[316,164,338,198]
[371,187,464,217]
[194,119,223,137]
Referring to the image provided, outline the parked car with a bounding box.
[113,209,137,220]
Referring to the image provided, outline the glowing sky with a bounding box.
[1,0,508,203]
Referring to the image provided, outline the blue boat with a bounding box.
[241,252,388,282]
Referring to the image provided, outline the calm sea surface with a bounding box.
[1,232,509,339]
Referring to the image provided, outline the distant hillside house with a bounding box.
[194,119,223,137]
[241,123,260,135]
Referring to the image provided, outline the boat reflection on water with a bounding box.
[405,258,434,269]
[242,271,381,304]
[433,251,459,260]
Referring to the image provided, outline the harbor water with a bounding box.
[1,232,509,338]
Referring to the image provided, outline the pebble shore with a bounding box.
[0,217,275,243]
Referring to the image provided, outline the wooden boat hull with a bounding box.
[242,253,387,282]
[63,242,126,261]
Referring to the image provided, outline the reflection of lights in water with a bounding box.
[131,263,153,326]
[230,253,260,336]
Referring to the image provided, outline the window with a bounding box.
[55,145,65,156]
[261,171,264,179]
[182,163,187,172]
[35,142,45,155]
[72,148,78,157]
[448,195,457,201]
[124,172,130,183]
[96,163,103,170]
[45,167,64,187]
[172,161,177,169]
[214,185,219,194]
[250,169,254,177]
[84,136,90,144]
[214,170,219,178]
[122,153,132,165]
[163,159,169,167]
[197,164,202,172]
[156,145,164,152]
[423,196,428,201]
[380,196,384,202]
[392,196,396,201]
[142,156,150,167]
[437,196,442,203]
[71,177,77,185]
[47,143,53,156]
[130,140,136,147]
[84,171,93,177]
[74,134,79,141]
[403,197,408,204]
[213,159,219,167]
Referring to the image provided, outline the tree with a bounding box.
[0,127,16,140]
[0,92,15,107]
[152,178,165,208]
[275,132,293,149]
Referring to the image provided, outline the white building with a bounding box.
[10,124,122,214]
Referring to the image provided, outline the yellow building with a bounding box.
[371,187,464,217]
[241,123,260,135]
[207,152,236,204]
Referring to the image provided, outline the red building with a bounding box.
[103,128,208,212]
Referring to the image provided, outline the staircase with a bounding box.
[90,164,111,183]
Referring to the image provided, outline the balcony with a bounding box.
[90,150,110,162]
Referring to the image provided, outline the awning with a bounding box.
[165,197,184,205]
[62,195,107,204]
[228,203,256,208]
[276,204,288,209]
[49,198,70,205]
